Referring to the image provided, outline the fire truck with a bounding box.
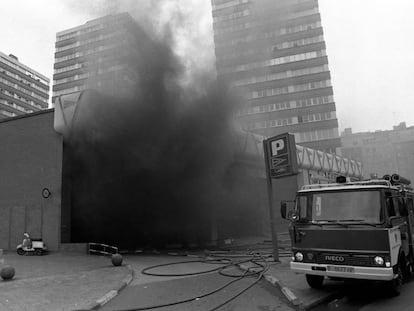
[281,174,414,296]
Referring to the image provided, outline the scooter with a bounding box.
[17,238,47,256]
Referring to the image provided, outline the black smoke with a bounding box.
[63,17,248,248]
[61,4,268,249]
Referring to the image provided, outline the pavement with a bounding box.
[238,256,343,310]
[205,232,343,310]
[0,252,132,311]
[0,235,343,311]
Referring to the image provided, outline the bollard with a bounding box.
[111,253,123,266]
[1,266,15,281]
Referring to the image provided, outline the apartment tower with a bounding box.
[52,13,139,104]
[211,0,340,152]
[0,52,49,118]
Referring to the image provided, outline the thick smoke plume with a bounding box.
[62,1,267,248]
[62,0,215,85]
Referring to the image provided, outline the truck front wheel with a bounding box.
[387,263,403,297]
[402,257,412,282]
[306,274,324,289]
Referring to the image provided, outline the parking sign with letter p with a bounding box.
[270,139,286,156]
[263,133,298,178]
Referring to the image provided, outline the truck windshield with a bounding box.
[297,190,382,224]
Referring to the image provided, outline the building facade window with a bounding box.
[238,95,334,116]
[54,64,82,74]
[248,116,299,130]
[301,111,336,123]
[272,35,324,51]
[221,50,326,74]
[294,128,339,143]
[232,64,329,87]
[249,80,331,99]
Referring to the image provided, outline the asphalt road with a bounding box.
[359,278,414,311]
[314,277,414,311]
[101,267,295,311]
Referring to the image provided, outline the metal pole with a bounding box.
[263,141,279,262]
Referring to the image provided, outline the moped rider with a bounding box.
[22,232,32,250]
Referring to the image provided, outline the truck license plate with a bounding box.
[327,266,354,273]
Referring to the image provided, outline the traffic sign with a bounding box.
[263,133,298,178]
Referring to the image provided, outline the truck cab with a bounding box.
[281,174,414,296]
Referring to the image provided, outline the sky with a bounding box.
[1,0,414,134]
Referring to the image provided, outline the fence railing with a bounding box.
[87,243,118,256]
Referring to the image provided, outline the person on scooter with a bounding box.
[22,232,32,250]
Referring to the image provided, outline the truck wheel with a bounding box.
[402,259,412,282]
[387,263,403,297]
[306,274,324,289]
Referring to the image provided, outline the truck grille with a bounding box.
[315,253,372,266]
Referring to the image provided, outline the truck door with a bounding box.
[406,197,414,250]
[393,196,410,255]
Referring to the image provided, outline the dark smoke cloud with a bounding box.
[62,1,267,248]
[62,0,216,84]
[67,84,239,247]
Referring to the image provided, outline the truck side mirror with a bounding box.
[281,200,298,221]
[288,210,299,221]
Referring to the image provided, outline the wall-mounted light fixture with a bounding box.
[42,188,51,199]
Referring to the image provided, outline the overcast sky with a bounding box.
[1,0,414,133]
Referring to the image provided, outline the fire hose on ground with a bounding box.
[96,253,270,311]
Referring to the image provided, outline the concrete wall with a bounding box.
[0,110,62,251]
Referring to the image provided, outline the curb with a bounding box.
[238,263,338,310]
[86,264,134,310]
[300,290,342,311]
[239,263,299,306]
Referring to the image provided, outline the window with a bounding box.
[297,196,309,220]
[386,194,396,217]
[222,50,326,74]
[407,198,414,212]
[297,191,382,223]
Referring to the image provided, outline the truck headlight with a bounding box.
[295,252,304,262]
[374,256,384,265]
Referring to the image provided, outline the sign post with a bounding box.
[263,133,298,262]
